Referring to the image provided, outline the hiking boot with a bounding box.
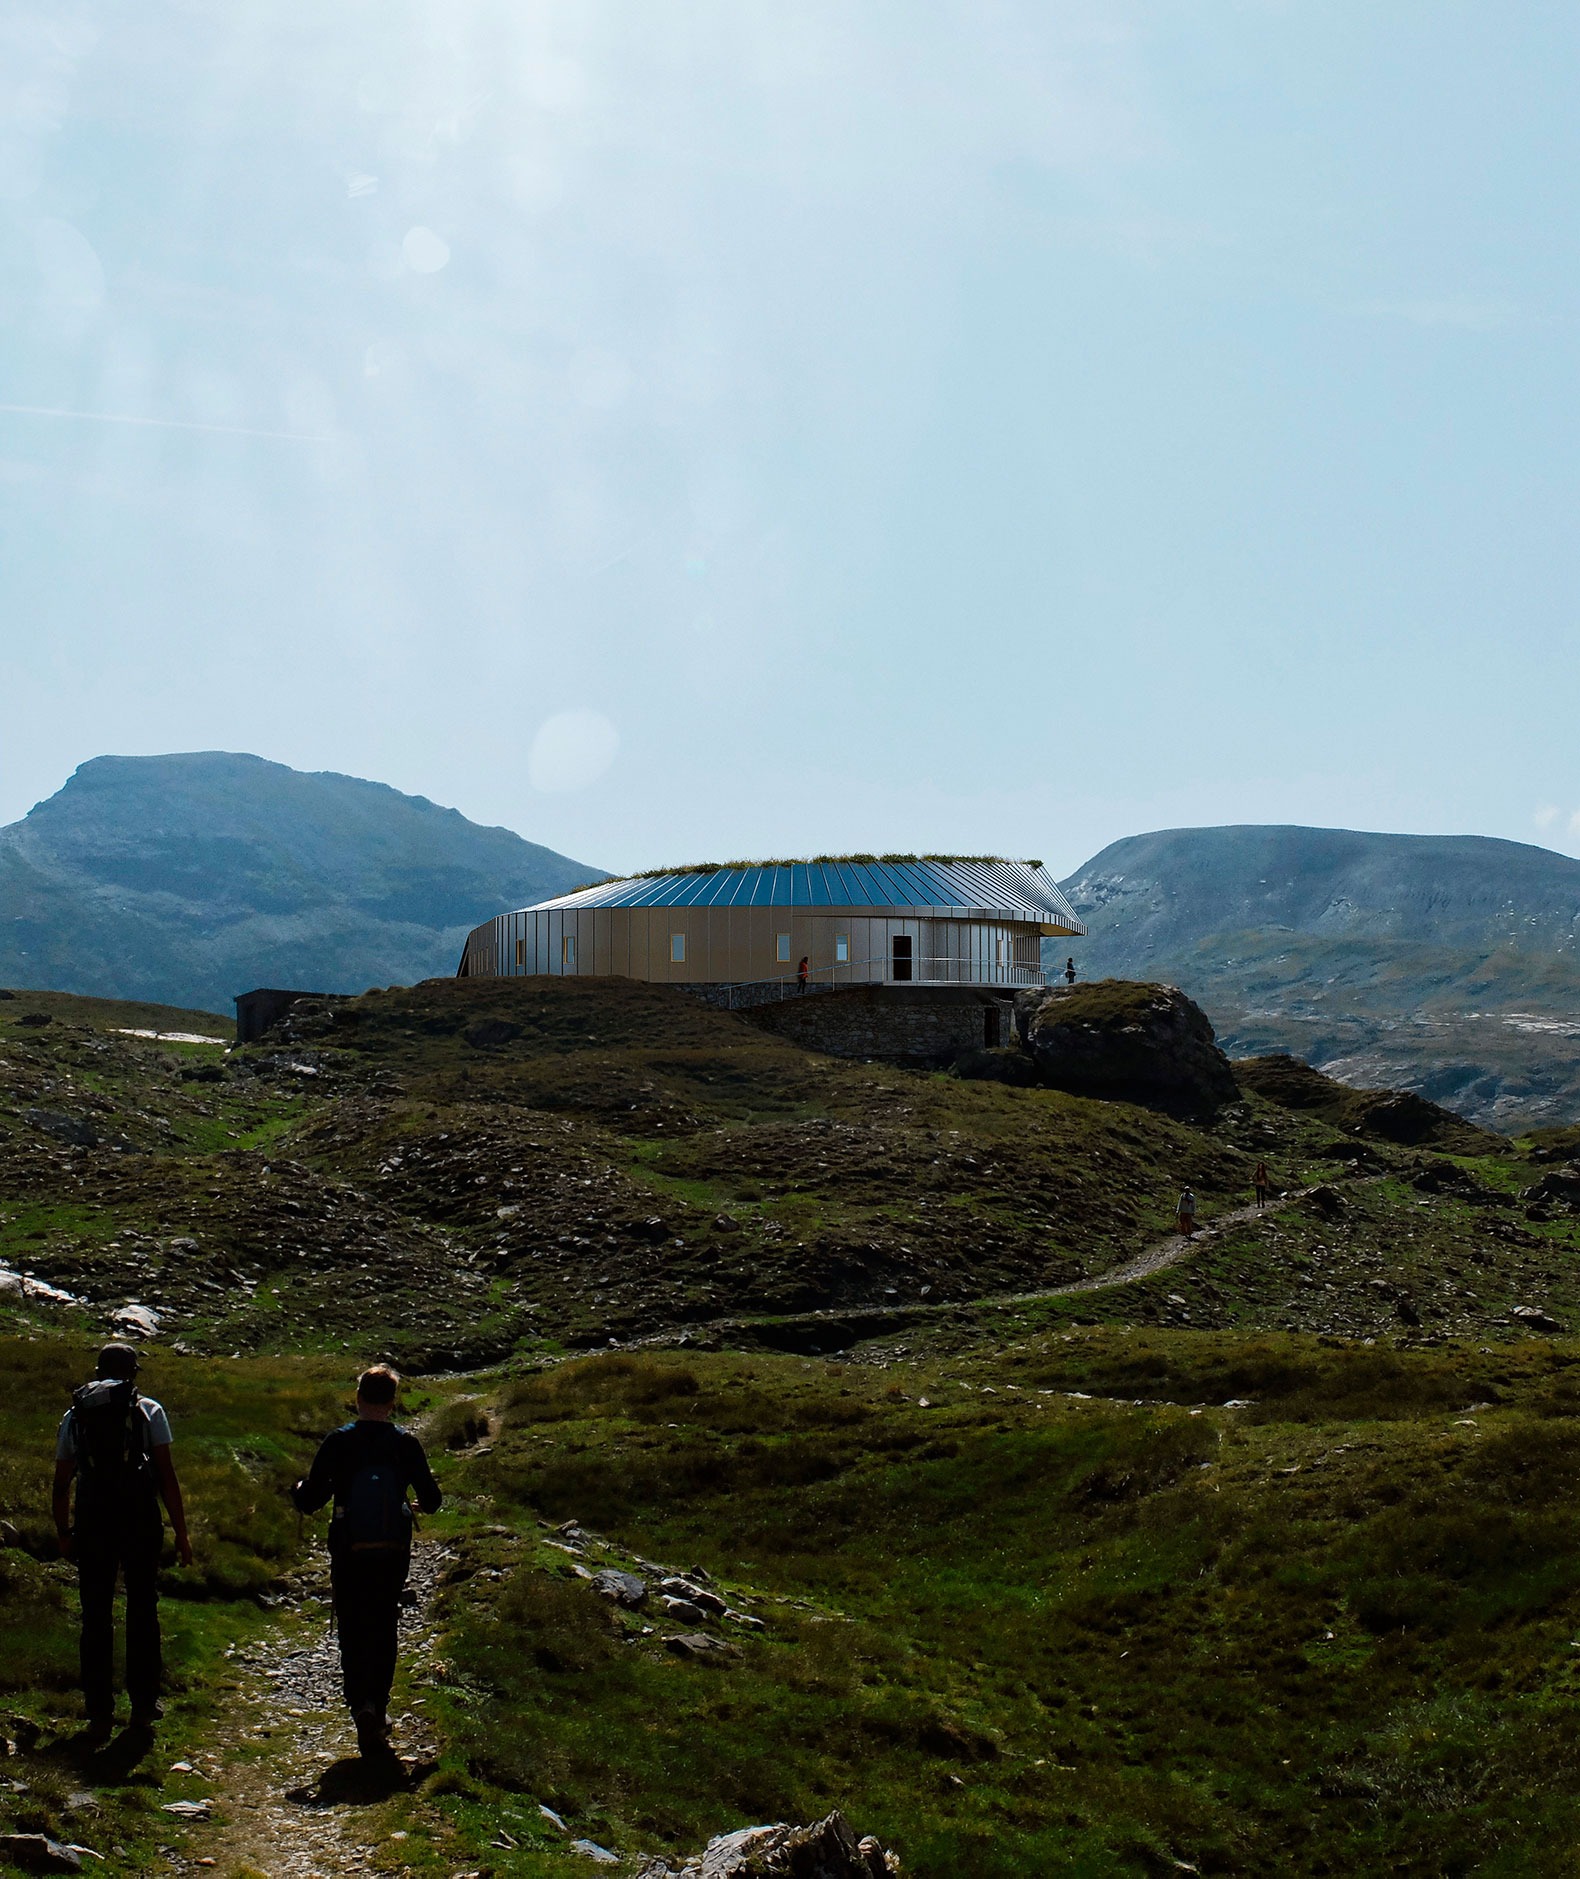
[353,1706,389,1756]
[83,1715,114,1746]
[129,1701,164,1729]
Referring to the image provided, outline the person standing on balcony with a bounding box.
[1064,957,1077,984]
[797,955,809,992]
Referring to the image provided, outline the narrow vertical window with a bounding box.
[562,934,576,968]
[835,934,849,963]
[670,932,686,963]
[515,938,526,968]
[777,933,791,963]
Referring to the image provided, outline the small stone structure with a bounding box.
[233,987,344,1044]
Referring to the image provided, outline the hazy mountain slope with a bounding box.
[1060,825,1580,1130]
[0,752,599,1013]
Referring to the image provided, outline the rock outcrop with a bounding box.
[1235,1053,1502,1154]
[635,1809,902,1878]
[1013,979,1238,1114]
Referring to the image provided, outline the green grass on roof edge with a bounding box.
[604,853,1045,883]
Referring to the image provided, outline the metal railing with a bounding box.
[699,956,1044,1011]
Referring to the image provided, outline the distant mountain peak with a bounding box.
[0,752,602,1013]
[1059,823,1580,1130]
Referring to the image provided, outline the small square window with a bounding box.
[835,934,849,964]
[561,934,576,968]
[670,932,686,963]
[777,933,791,963]
[515,938,526,967]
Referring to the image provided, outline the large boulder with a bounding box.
[1014,980,1238,1114]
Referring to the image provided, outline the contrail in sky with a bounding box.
[0,403,335,443]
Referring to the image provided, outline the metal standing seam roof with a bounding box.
[517,859,1085,931]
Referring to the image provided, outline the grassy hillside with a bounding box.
[7,977,1577,1365]
[3,981,1580,1874]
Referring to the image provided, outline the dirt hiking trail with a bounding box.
[166,1538,449,1878]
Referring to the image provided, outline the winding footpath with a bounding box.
[683,1187,1329,1348]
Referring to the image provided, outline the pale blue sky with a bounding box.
[2,2,1576,873]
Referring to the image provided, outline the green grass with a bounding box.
[397,1338,1580,1876]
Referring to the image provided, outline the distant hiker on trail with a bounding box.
[291,1365,442,1758]
[1253,1161,1271,1210]
[797,955,810,991]
[1175,1187,1198,1237]
[1064,957,1077,984]
[53,1343,193,1741]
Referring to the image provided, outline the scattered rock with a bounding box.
[677,1809,902,1877]
[2,1715,41,1754]
[665,1632,737,1660]
[1303,1185,1346,1222]
[1523,1166,1580,1210]
[16,1013,53,1028]
[111,1303,161,1338]
[570,1840,619,1864]
[24,1108,97,1148]
[591,1569,648,1608]
[662,1596,708,1625]
[1513,1304,1565,1334]
[661,1576,727,1616]
[159,1799,212,1819]
[0,1833,82,1872]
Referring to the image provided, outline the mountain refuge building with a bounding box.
[458,857,1085,1062]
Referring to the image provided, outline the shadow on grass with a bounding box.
[287,1751,436,1808]
[47,1723,161,1784]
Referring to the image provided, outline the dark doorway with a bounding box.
[983,1005,1001,1047]
[891,934,913,981]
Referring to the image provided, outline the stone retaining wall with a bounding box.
[743,985,1015,1066]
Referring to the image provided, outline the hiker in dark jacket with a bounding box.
[52,1343,193,1740]
[291,1365,442,1756]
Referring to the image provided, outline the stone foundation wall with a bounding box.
[744,985,1015,1066]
